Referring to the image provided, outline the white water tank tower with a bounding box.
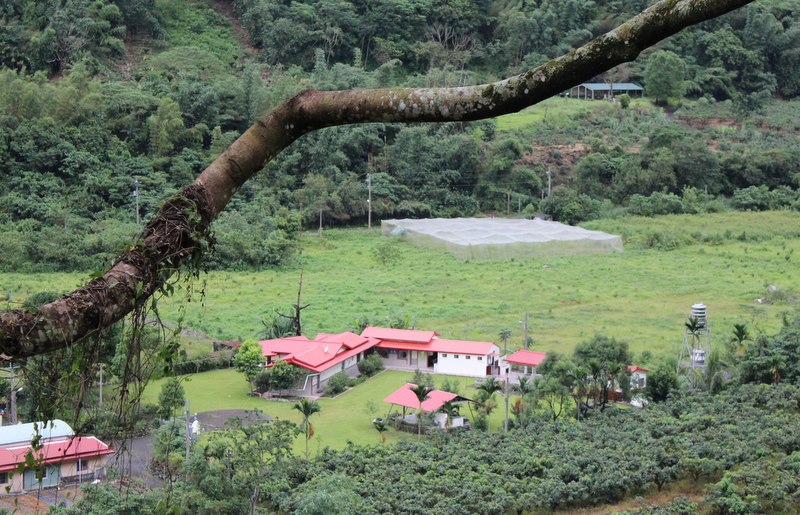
[691,303,707,328]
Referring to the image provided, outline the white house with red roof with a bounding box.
[259,331,381,394]
[628,365,651,390]
[258,327,504,394]
[362,327,502,377]
[0,420,113,492]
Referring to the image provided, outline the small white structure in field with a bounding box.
[382,218,622,260]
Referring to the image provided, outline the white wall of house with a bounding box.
[434,352,488,377]
[318,355,359,382]
[320,365,342,382]
[631,371,648,389]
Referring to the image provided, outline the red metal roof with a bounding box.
[259,332,380,373]
[379,338,496,356]
[506,349,548,367]
[628,365,651,373]
[315,332,369,349]
[383,383,459,412]
[361,327,437,343]
[0,436,113,473]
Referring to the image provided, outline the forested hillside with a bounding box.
[1,0,799,273]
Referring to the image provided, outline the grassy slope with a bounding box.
[154,0,244,65]
[3,211,799,363]
[140,369,510,454]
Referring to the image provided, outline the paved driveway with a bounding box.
[110,409,272,487]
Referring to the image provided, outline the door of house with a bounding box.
[427,352,438,368]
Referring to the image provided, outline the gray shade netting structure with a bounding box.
[382,218,623,260]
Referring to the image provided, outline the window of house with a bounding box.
[477,356,483,361]
[454,355,459,359]
[77,459,89,473]
[465,355,471,359]
[0,472,7,484]
[441,354,447,357]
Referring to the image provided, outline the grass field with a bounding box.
[3,211,798,364]
[140,368,510,454]
[494,96,655,132]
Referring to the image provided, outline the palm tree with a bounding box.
[476,377,502,398]
[730,323,750,358]
[409,383,433,437]
[373,418,388,443]
[703,349,728,393]
[685,317,702,348]
[498,328,512,350]
[497,329,512,432]
[293,398,321,459]
[439,400,460,432]
[514,375,533,395]
[475,377,503,417]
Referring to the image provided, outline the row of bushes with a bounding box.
[626,186,800,218]
[168,350,234,377]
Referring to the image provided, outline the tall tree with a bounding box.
[1,0,758,362]
[233,340,264,392]
[157,377,185,419]
[409,383,433,437]
[293,398,321,459]
[644,50,688,104]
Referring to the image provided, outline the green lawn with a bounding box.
[2,211,799,364]
[494,96,656,132]
[142,368,512,454]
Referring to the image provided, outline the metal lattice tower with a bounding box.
[677,304,712,386]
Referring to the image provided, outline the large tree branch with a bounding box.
[1,0,753,359]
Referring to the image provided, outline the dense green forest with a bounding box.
[1,0,799,272]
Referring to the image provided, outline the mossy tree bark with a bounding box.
[1,0,754,359]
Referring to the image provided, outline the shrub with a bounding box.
[627,192,684,216]
[730,185,798,211]
[357,354,384,377]
[324,372,352,396]
[540,186,602,224]
[640,230,688,250]
[254,369,272,393]
[372,239,401,265]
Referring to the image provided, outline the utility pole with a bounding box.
[503,336,509,433]
[506,191,510,214]
[546,168,552,197]
[184,399,191,464]
[366,173,372,229]
[523,312,529,349]
[133,179,140,225]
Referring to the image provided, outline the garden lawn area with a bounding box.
[142,368,513,454]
